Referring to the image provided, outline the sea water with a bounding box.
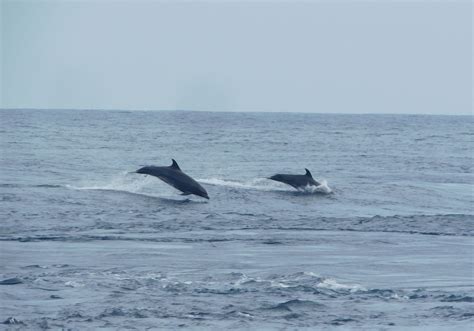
[0,109,473,330]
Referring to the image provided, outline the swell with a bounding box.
[1,213,472,243]
[225,213,474,237]
[0,214,472,242]
[7,270,473,318]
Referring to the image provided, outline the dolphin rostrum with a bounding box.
[136,159,209,199]
[268,168,320,190]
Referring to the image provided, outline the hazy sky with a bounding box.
[1,0,472,114]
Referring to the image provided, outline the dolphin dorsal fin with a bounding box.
[305,168,313,178]
[170,159,181,170]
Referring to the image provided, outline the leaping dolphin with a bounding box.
[136,159,209,199]
[268,168,320,190]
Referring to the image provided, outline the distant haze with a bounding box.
[1,0,472,114]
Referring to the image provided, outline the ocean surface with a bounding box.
[0,109,473,330]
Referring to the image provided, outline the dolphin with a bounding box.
[136,159,209,199]
[268,168,320,190]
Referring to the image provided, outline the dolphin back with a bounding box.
[268,168,320,190]
[136,161,209,199]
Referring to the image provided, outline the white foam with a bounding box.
[303,271,320,277]
[234,273,252,286]
[317,278,365,292]
[198,177,288,191]
[270,281,292,288]
[297,180,332,194]
[236,312,253,318]
[66,172,175,197]
[198,177,332,194]
[64,281,84,288]
[67,173,332,196]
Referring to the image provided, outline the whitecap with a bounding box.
[316,278,365,292]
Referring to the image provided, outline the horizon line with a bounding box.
[0,107,471,117]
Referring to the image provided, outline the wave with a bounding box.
[267,299,327,312]
[198,177,332,194]
[0,183,22,188]
[0,183,62,189]
[316,277,366,292]
[34,184,63,188]
[226,271,367,296]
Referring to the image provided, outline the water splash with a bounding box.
[66,172,175,197]
[198,177,287,191]
[297,180,332,194]
[198,177,332,194]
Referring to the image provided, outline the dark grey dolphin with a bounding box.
[136,159,209,199]
[268,168,320,190]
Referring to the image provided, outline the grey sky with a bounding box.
[1,0,472,114]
